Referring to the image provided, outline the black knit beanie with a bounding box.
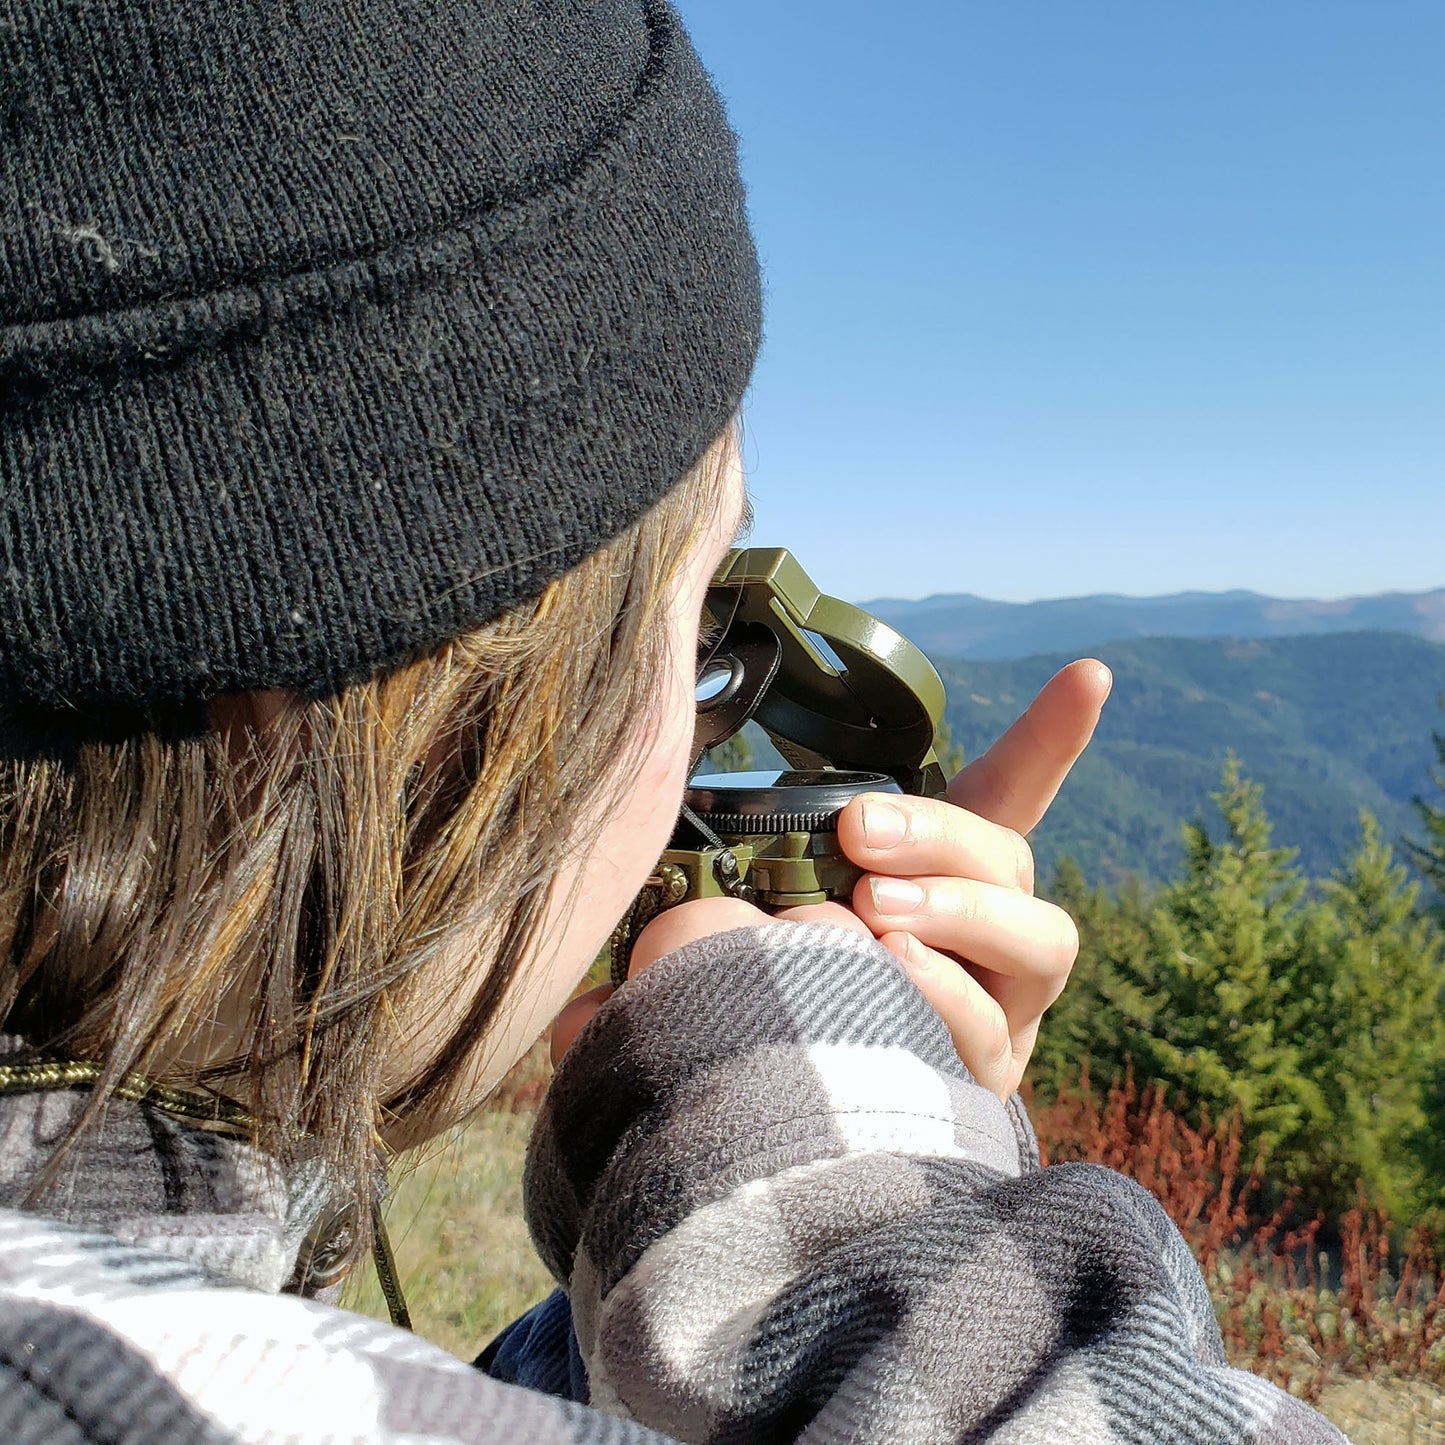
[0,0,760,722]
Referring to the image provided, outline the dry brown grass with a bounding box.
[1319,1377,1445,1443]
[347,1104,555,1356]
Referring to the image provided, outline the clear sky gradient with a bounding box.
[675,2,1444,604]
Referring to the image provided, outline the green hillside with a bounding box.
[932,632,1445,884]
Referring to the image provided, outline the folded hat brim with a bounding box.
[0,1,760,710]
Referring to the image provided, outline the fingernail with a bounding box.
[870,877,924,915]
[862,799,906,850]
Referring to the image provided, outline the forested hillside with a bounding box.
[934,632,1445,882]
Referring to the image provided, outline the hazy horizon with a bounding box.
[858,581,1445,609]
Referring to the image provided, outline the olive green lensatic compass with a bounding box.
[608,548,949,984]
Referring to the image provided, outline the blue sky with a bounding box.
[675,3,1444,604]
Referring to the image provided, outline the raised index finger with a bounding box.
[945,659,1111,835]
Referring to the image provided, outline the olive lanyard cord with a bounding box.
[0,1061,412,1331]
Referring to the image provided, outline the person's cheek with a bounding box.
[637,693,695,831]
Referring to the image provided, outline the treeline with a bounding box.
[1033,736,1445,1230]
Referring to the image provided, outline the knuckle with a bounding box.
[985,1016,1013,1066]
[974,1017,1014,1084]
[1053,906,1081,965]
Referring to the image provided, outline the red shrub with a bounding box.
[1032,1072,1445,1398]
[1033,1067,1268,1274]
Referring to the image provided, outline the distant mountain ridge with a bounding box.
[860,585,1445,661]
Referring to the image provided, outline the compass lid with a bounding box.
[703,550,946,796]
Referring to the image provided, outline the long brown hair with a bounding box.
[0,427,735,1242]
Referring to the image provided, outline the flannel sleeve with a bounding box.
[520,921,1345,1444]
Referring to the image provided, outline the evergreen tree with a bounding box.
[1033,857,1153,1098]
[1297,813,1445,1219]
[1034,757,1445,1222]
[1118,757,1327,1179]
[1412,1062,1445,1224]
[1409,699,1445,911]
